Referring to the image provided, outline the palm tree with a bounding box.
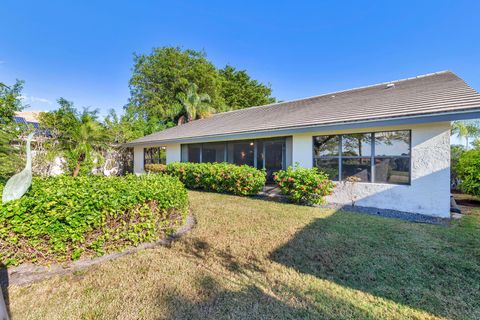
[452,120,480,149]
[69,111,109,177]
[176,83,213,125]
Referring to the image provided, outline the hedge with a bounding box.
[145,162,266,196]
[0,174,189,266]
[457,149,480,196]
[274,165,334,205]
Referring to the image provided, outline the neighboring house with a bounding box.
[14,111,42,129]
[126,71,480,218]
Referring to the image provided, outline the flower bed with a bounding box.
[145,162,266,196]
[0,174,189,266]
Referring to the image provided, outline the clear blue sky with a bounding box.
[1,0,479,126]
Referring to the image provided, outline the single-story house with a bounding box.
[126,71,480,218]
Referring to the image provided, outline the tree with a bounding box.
[128,47,224,123]
[451,120,480,149]
[0,80,26,179]
[456,149,480,196]
[176,83,212,125]
[39,98,109,177]
[219,65,275,110]
[127,47,276,133]
[104,108,175,143]
[0,80,25,123]
[450,144,466,189]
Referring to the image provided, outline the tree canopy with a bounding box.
[176,83,213,125]
[219,65,275,110]
[127,47,275,128]
[0,80,26,179]
[451,120,480,149]
[0,80,25,124]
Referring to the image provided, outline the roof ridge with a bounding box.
[212,70,452,117]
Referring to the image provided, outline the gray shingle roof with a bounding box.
[128,71,480,145]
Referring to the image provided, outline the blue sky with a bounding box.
[1,0,479,133]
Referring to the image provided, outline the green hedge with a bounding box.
[145,162,266,196]
[274,165,334,205]
[0,174,189,266]
[457,149,480,196]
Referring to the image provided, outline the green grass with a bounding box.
[6,191,480,319]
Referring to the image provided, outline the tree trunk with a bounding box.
[72,153,85,177]
[177,115,186,126]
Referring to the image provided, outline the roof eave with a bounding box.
[124,108,480,147]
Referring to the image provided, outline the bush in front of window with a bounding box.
[146,162,266,196]
[274,165,334,205]
[456,149,480,196]
[145,163,167,174]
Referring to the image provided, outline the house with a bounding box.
[126,71,480,218]
[14,111,41,128]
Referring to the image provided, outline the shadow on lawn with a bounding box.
[159,237,375,319]
[270,210,480,319]
[159,276,316,320]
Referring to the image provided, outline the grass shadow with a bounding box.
[158,273,384,319]
[270,210,480,319]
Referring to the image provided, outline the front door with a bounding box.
[264,140,285,181]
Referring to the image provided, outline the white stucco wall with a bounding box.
[166,143,181,163]
[291,122,451,217]
[133,143,181,174]
[133,145,144,174]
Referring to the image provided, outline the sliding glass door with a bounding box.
[263,140,285,181]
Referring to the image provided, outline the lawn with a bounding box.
[5,191,480,319]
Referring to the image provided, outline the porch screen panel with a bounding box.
[187,144,201,163]
[202,142,225,163]
[227,141,254,166]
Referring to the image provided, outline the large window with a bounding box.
[313,130,411,185]
[227,140,255,166]
[181,139,286,175]
[181,142,226,163]
[202,142,226,163]
[144,147,166,165]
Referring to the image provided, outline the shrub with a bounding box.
[146,162,266,196]
[451,144,466,189]
[274,165,334,205]
[0,174,189,266]
[457,149,480,196]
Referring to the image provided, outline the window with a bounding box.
[187,144,201,163]
[314,135,339,157]
[313,130,411,184]
[373,131,410,184]
[181,143,225,163]
[202,142,226,163]
[144,147,166,165]
[314,158,339,180]
[181,138,285,175]
[227,141,255,166]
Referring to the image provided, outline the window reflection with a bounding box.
[313,130,411,184]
